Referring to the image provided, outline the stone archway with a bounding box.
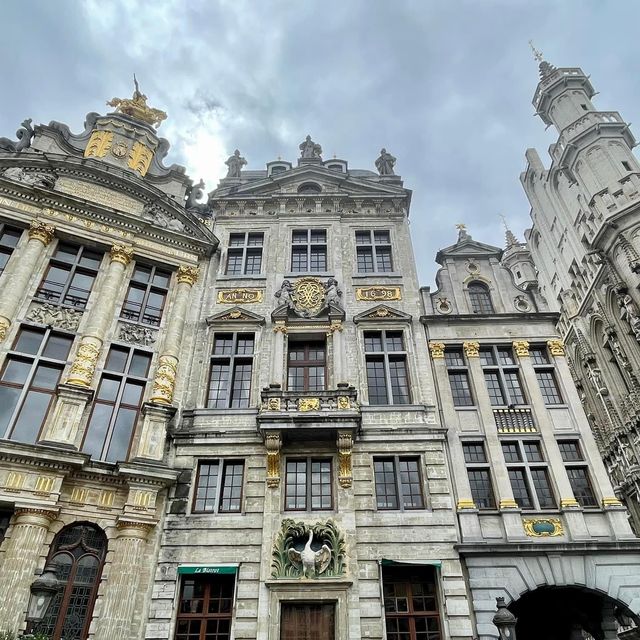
[508,585,640,640]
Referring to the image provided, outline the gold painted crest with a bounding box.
[293,278,326,317]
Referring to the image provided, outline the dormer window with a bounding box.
[468,282,494,314]
[267,161,292,177]
[271,166,286,175]
[297,183,321,194]
[327,164,344,172]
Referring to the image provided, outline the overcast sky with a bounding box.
[2,0,639,286]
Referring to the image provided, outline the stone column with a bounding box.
[149,265,199,404]
[329,321,345,385]
[0,507,58,633]
[66,244,133,387]
[271,321,287,385]
[514,340,590,541]
[93,519,154,640]
[0,220,55,342]
[464,341,526,541]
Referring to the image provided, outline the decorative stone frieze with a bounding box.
[27,302,83,331]
[118,322,157,346]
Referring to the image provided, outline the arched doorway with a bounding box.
[509,586,639,640]
[32,523,107,640]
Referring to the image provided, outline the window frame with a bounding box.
[206,332,255,409]
[461,441,496,510]
[290,228,327,273]
[558,439,598,508]
[444,348,474,407]
[120,263,171,326]
[373,455,425,511]
[479,345,527,407]
[355,229,393,273]
[530,346,564,405]
[36,243,102,309]
[192,459,246,514]
[467,281,494,314]
[0,222,23,276]
[286,338,326,392]
[364,330,411,406]
[500,438,556,510]
[284,456,333,512]
[225,231,264,276]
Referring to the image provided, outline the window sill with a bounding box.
[184,408,259,417]
[361,404,428,413]
[216,274,268,281]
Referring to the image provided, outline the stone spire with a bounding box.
[529,40,556,80]
[500,215,520,248]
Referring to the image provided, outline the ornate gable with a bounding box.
[353,304,412,324]
[206,307,265,325]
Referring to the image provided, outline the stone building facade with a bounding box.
[521,55,640,531]
[0,67,640,640]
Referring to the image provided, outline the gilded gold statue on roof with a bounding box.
[107,75,167,128]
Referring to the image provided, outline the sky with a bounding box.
[1,0,639,287]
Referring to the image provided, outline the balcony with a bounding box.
[257,383,360,441]
[494,408,536,434]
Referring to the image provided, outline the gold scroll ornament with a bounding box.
[337,432,353,488]
[128,141,154,177]
[293,278,326,316]
[356,286,401,302]
[217,289,264,304]
[84,131,114,158]
[265,432,282,488]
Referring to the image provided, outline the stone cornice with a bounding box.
[456,540,640,555]
[420,312,561,324]
[0,441,88,471]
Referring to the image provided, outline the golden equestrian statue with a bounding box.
[107,75,167,128]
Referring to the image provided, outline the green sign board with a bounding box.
[178,565,238,575]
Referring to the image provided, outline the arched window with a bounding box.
[33,523,107,640]
[468,282,494,314]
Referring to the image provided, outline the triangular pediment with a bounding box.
[353,304,412,323]
[206,307,265,325]
[211,165,408,200]
[436,238,502,265]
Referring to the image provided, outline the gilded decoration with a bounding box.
[337,396,351,410]
[355,286,402,302]
[0,317,11,343]
[560,498,580,509]
[66,338,101,387]
[28,219,55,245]
[298,397,321,412]
[28,303,82,331]
[35,476,55,494]
[337,432,353,488]
[107,78,167,128]
[110,244,134,266]
[271,519,346,579]
[457,499,477,510]
[150,355,178,404]
[428,342,445,359]
[128,141,154,176]
[602,497,623,507]
[273,322,288,334]
[547,339,565,356]
[513,340,530,357]
[499,498,519,509]
[177,265,199,286]
[5,471,25,492]
[217,289,264,304]
[523,518,564,537]
[463,341,480,358]
[294,278,326,316]
[327,321,343,335]
[265,432,282,488]
[84,130,114,158]
[111,141,128,158]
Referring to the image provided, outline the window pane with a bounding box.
[152,270,171,288]
[310,230,326,243]
[292,230,308,244]
[462,443,487,464]
[309,246,326,271]
[65,271,95,306]
[213,335,234,355]
[398,458,423,509]
[225,250,243,275]
[498,348,515,366]
[82,404,114,459]
[230,362,252,408]
[468,469,495,509]
[501,442,521,463]
[374,230,390,244]
[567,467,597,507]
[386,332,404,351]
[291,246,307,272]
[448,372,473,406]
[530,347,549,365]
[389,357,410,404]
[558,441,582,462]
[39,265,69,301]
[32,364,62,390]
[366,358,388,405]
[310,460,332,510]
[484,372,505,405]
[355,231,371,244]
[236,335,254,355]
[536,370,562,404]
[97,377,120,402]
[121,382,144,406]
[523,441,544,463]
[508,468,533,509]
[247,233,263,247]
[0,386,22,435]
[78,250,102,269]
[194,462,220,512]
[504,371,525,404]
[208,362,231,408]
[53,244,79,263]
[245,249,262,275]
[0,227,22,248]
[15,328,45,355]
[357,247,375,273]
[376,246,393,272]
[10,390,52,443]
[132,265,151,283]
[531,468,556,508]
[285,460,307,510]
[374,459,399,509]
[468,283,494,313]
[129,352,152,377]
[479,349,495,366]
[229,233,245,247]
[105,347,129,373]
[43,334,73,360]
[364,333,383,352]
[2,359,32,384]
[219,462,244,512]
[444,349,464,367]
[105,407,137,462]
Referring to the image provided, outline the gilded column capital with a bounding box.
[177,265,199,286]
[463,340,480,358]
[110,244,134,266]
[547,339,565,356]
[273,321,288,334]
[28,219,55,245]
[149,355,178,404]
[428,341,445,359]
[326,320,343,336]
[513,340,530,357]
[14,507,58,526]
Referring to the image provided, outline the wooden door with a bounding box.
[280,603,335,640]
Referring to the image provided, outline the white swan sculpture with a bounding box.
[288,530,332,578]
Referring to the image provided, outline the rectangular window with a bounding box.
[287,340,325,392]
[530,345,564,405]
[462,442,496,509]
[0,223,22,275]
[559,440,597,507]
[82,346,151,462]
[207,333,254,408]
[364,331,410,405]
[175,574,235,640]
[291,229,327,272]
[374,456,424,510]
[36,243,102,309]
[501,439,556,510]
[120,264,171,326]
[0,326,72,444]
[355,230,393,273]
[480,346,526,406]
[285,458,332,511]
[193,460,245,513]
[382,567,443,640]
[445,348,474,407]
[225,232,264,275]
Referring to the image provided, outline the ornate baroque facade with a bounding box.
[0,69,638,640]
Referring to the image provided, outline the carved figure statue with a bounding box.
[225,149,247,178]
[375,148,396,175]
[325,278,343,308]
[0,119,34,153]
[275,280,295,309]
[586,366,608,395]
[287,530,331,578]
[186,179,205,209]
[2,167,55,188]
[299,135,322,159]
[143,204,185,232]
[107,75,167,128]
[619,294,640,341]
